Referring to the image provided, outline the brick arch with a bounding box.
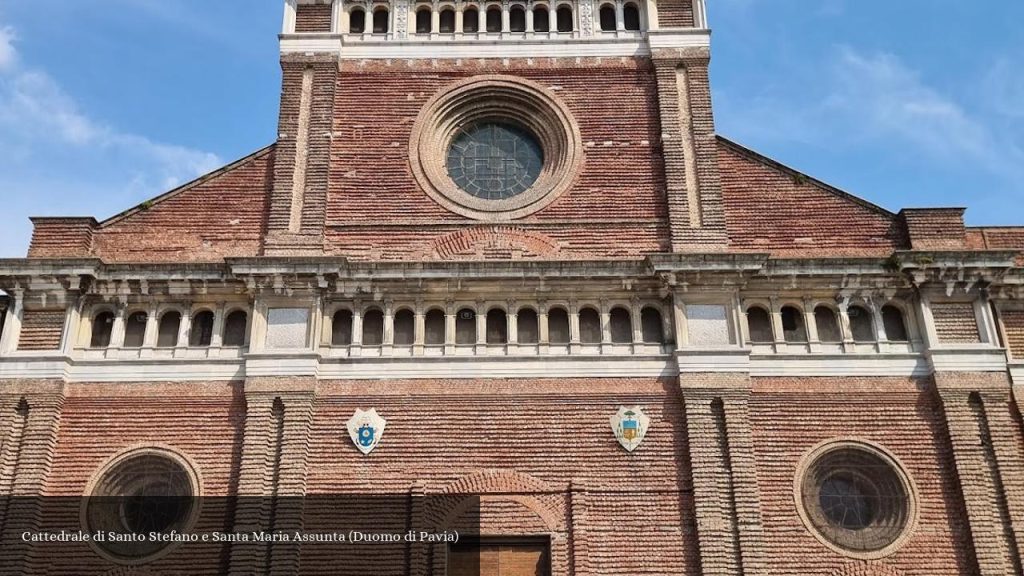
[830,564,904,576]
[430,226,562,260]
[435,469,565,532]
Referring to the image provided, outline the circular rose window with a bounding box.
[84,449,199,564]
[410,75,583,221]
[447,122,544,200]
[796,441,917,559]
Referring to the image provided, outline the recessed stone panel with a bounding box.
[686,304,731,346]
[266,308,310,349]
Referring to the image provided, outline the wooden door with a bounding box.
[448,540,550,576]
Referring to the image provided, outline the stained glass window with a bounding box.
[447,122,544,200]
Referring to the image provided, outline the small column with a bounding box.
[283,0,298,34]
[507,300,518,349]
[569,300,581,354]
[526,5,534,33]
[501,0,510,33]
[60,296,83,356]
[803,297,820,353]
[478,7,487,34]
[476,300,487,353]
[249,301,267,353]
[615,0,625,31]
[445,300,456,355]
[414,300,426,356]
[600,299,612,353]
[109,303,128,350]
[538,301,550,354]
[455,8,464,33]
[140,302,159,357]
[673,294,688,350]
[868,298,887,353]
[351,303,364,356]
[431,2,440,36]
[211,303,226,349]
[176,305,193,356]
[630,297,643,351]
[768,297,784,352]
[383,299,395,355]
[0,290,24,355]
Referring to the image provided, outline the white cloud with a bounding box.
[0,26,16,70]
[984,57,1024,120]
[0,21,223,257]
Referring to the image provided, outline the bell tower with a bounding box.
[265,0,726,258]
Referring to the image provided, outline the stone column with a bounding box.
[803,297,819,353]
[350,304,363,356]
[383,299,395,356]
[569,300,581,354]
[507,300,518,348]
[414,301,426,356]
[538,301,550,354]
[476,300,487,353]
[109,302,128,350]
[0,290,23,355]
[211,303,226,349]
[60,296,83,356]
[176,305,193,355]
[445,300,456,355]
[615,0,625,31]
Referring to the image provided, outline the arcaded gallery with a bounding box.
[1,1,1023,575]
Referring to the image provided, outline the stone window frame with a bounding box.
[793,438,919,561]
[81,444,203,566]
[409,75,584,221]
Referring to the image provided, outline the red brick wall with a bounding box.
[327,59,672,260]
[295,4,333,32]
[1002,309,1024,359]
[657,0,695,27]
[16,310,65,351]
[27,218,96,259]
[749,377,978,575]
[90,149,273,263]
[900,208,967,250]
[719,140,908,257]
[931,303,981,344]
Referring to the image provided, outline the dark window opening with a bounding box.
[548,308,570,344]
[349,9,366,33]
[781,306,808,343]
[463,8,479,32]
[439,8,455,32]
[510,6,526,32]
[124,312,147,348]
[416,8,432,33]
[747,307,773,343]
[882,305,909,342]
[372,9,389,33]
[91,312,115,348]
[362,309,385,346]
[848,305,875,342]
[332,310,353,346]
[579,307,601,344]
[556,6,573,32]
[815,306,842,343]
[486,7,502,32]
[456,308,477,345]
[610,307,632,343]
[223,311,248,347]
[394,309,415,346]
[189,311,214,348]
[599,4,616,31]
[157,311,181,348]
[486,309,508,344]
[641,307,665,344]
[533,7,549,31]
[517,308,539,344]
[425,309,446,345]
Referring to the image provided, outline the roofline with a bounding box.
[98,144,276,228]
[715,135,897,219]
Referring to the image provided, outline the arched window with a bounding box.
[349,8,366,33]
[416,7,432,33]
[91,311,115,348]
[362,309,384,346]
[533,6,549,32]
[157,311,181,348]
[486,309,508,344]
[394,309,415,346]
[610,307,632,343]
[579,307,601,344]
[623,3,640,30]
[463,7,479,32]
[439,8,455,32]
[332,310,353,346]
[882,305,909,342]
[124,312,148,348]
[510,6,526,32]
[848,305,875,342]
[456,308,477,344]
[189,311,214,347]
[425,309,446,345]
[518,308,539,344]
[747,307,773,343]
[781,306,808,343]
[549,307,570,344]
[223,310,248,347]
[599,4,616,31]
[372,8,389,33]
[556,5,573,32]
[486,6,502,32]
[641,307,665,344]
[815,306,842,343]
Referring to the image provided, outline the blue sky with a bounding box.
[0,0,1022,257]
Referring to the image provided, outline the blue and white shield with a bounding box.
[610,406,650,452]
[347,408,387,455]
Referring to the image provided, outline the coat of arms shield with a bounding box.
[610,406,650,452]
[346,408,387,455]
